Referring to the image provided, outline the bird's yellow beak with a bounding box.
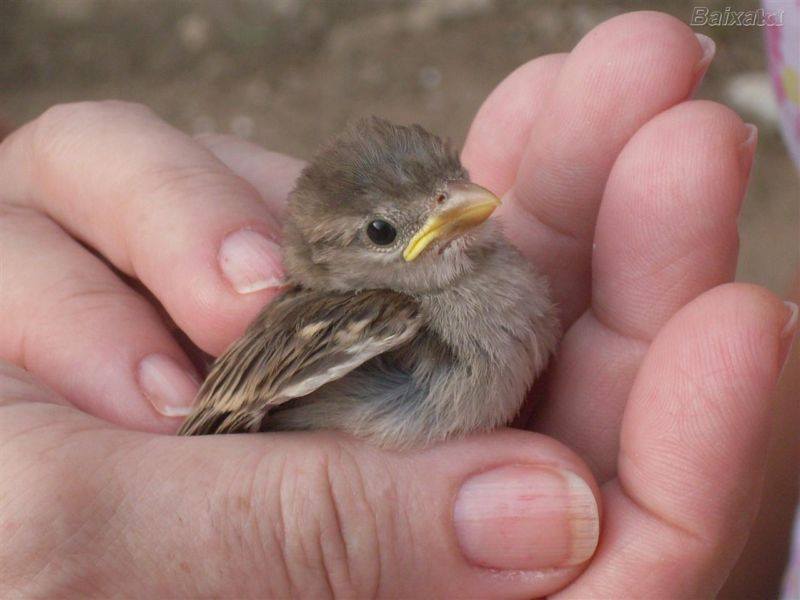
[403,182,501,262]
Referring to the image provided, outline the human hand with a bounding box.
[0,11,795,598]
[463,10,798,595]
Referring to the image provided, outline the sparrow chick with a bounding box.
[178,118,560,447]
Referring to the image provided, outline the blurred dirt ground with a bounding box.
[1,0,797,293]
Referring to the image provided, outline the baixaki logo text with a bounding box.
[691,7,784,27]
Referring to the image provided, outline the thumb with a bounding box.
[0,372,600,599]
[122,431,601,598]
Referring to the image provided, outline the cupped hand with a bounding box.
[0,11,795,598]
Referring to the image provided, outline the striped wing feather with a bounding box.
[177,287,422,435]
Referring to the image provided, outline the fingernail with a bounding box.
[779,301,798,375]
[690,33,716,96]
[138,354,200,417]
[454,465,599,571]
[219,229,285,294]
[739,123,758,194]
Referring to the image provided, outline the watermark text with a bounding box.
[691,7,784,27]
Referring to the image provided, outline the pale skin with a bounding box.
[0,11,796,598]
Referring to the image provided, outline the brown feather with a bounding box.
[177,287,422,436]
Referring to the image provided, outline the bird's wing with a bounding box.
[177,287,423,435]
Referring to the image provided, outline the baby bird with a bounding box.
[178,118,559,448]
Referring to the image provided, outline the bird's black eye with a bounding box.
[366,220,397,245]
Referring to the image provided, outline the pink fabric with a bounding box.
[764,1,800,169]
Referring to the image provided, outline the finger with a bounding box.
[0,101,285,355]
[1,406,602,598]
[195,133,305,219]
[0,205,199,431]
[462,53,567,197]
[722,272,800,597]
[560,284,797,598]
[593,101,753,340]
[536,101,754,479]
[500,12,713,323]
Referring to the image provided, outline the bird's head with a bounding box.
[284,117,501,294]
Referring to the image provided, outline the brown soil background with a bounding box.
[1,0,797,295]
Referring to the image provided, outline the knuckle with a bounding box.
[278,446,382,597]
[41,272,153,325]
[30,103,84,166]
[6,260,159,369]
[35,101,93,133]
[31,101,154,167]
[226,443,389,597]
[33,101,99,151]
[135,161,255,208]
[126,162,261,264]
